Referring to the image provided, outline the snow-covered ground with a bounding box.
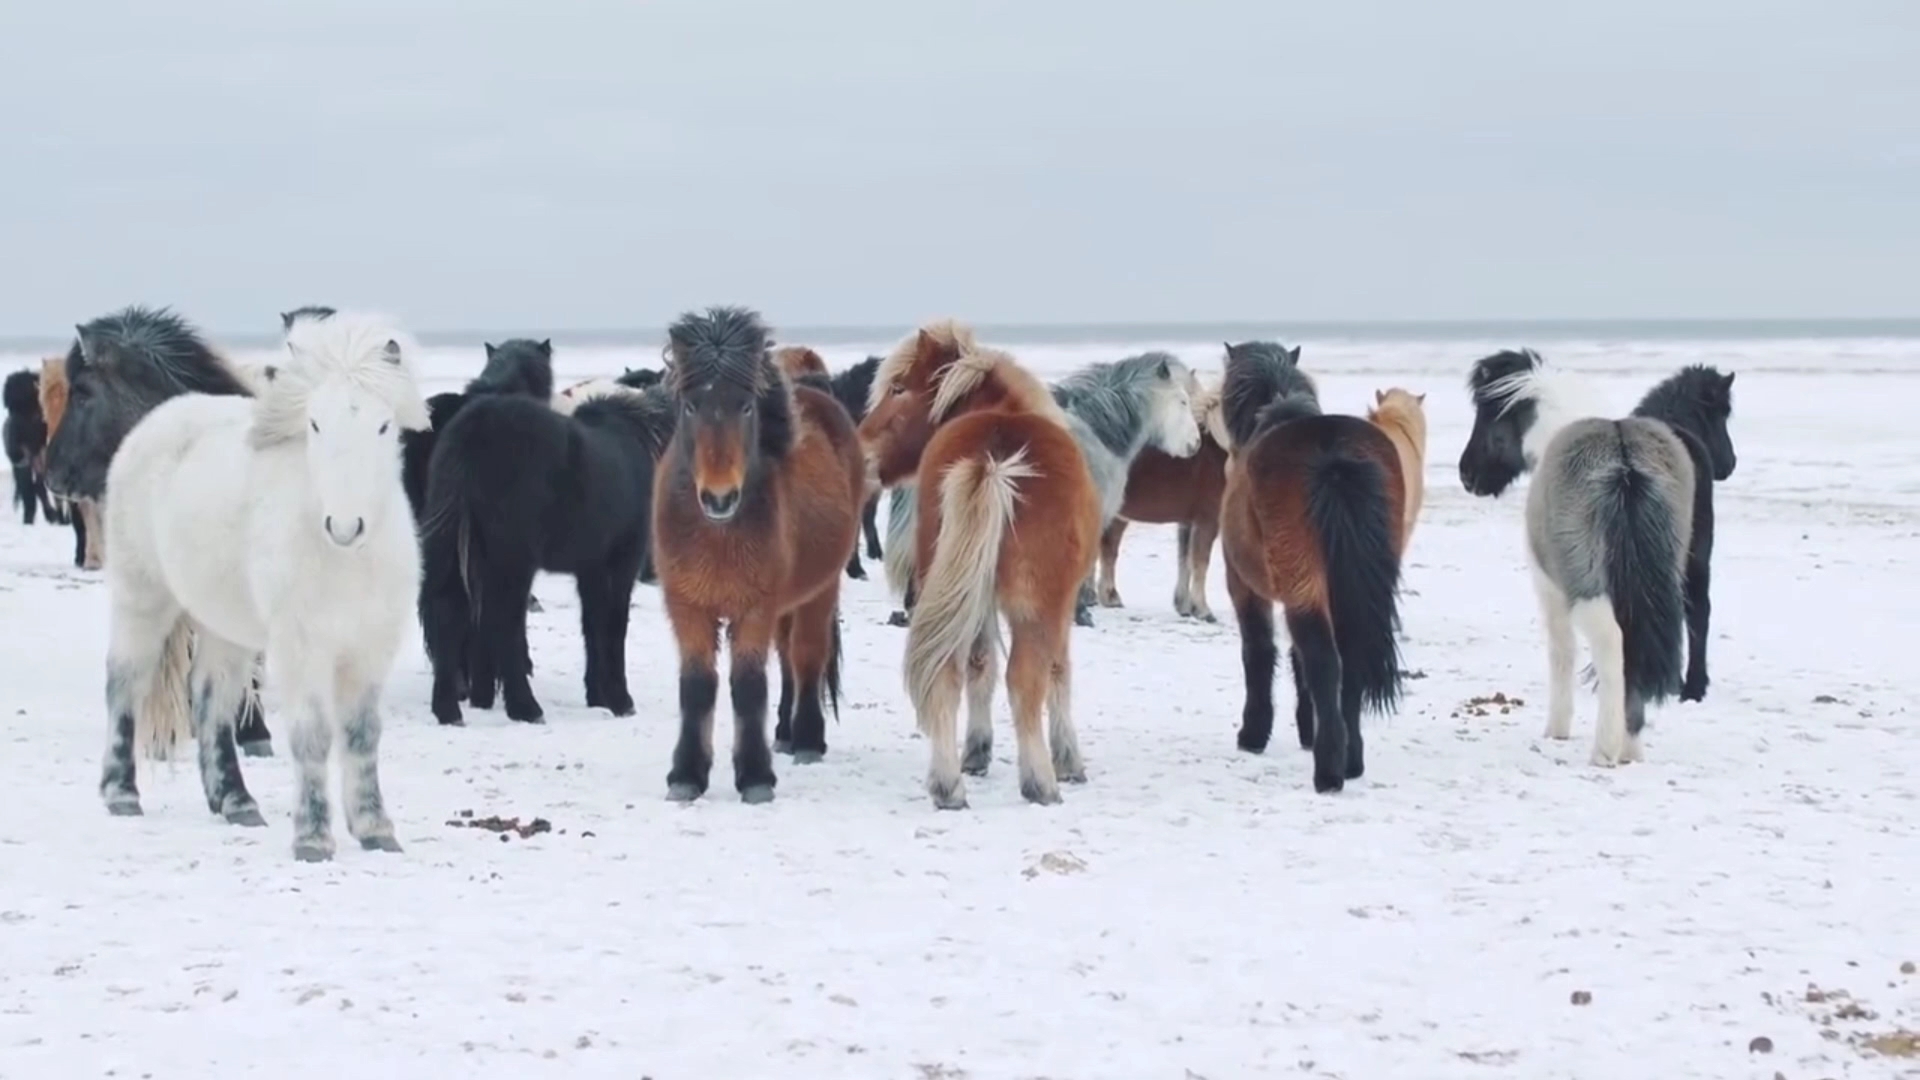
[1,333,1916,1079]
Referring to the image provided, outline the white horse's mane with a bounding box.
[250,311,431,449]
[1483,359,1612,467]
[552,377,640,415]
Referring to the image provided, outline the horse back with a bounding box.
[1222,415,1407,595]
[1118,432,1227,523]
[916,408,1100,614]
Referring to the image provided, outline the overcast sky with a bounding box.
[2,0,1915,334]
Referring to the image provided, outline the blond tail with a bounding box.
[903,452,1035,732]
[137,617,194,762]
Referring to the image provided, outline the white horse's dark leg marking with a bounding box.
[235,659,274,757]
[340,689,401,853]
[100,601,180,817]
[288,696,337,862]
[189,638,264,827]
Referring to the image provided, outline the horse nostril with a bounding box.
[700,489,741,519]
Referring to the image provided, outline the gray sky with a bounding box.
[3,0,1915,334]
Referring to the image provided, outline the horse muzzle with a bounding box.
[323,514,367,548]
[697,488,741,523]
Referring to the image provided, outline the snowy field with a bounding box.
[1,332,1917,1079]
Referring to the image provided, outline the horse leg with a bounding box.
[1185,515,1221,623]
[888,577,916,627]
[1005,617,1062,806]
[862,493,883,560]
[1680,557,1711,702]
[70,508,86,569]
[100,597,185,817]
[596,543,642,718]
[1531,564,1576,741]
[1226,564,1277,754]
[1073,577,1096,628]
[665,609,721,802]
[1096,519,1126,608]
[1290,648,1313,751]
[481,566,542,723]
[80,500,104,570]
[338,682,402,853]
[844,547,868,581]
[1171,522,1193,616]
[234,658,274,757]
[960,619,1000,777]
[1046,632,1086,784]
[1340,660,1366,782]
[189,637,265,827]
[1285,608,1347,794]
[1570,597,1629,766]
[772,613,796,754]
[726,610,779,802]
[576,569,610,711]
[1622,690,1647,763]
[422,548,474,725]
[786,590,840,764]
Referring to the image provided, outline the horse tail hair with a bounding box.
[1304,451,1404,713]
[903,452,1033,731]
[823,607,844,721]
[883,485,918,602]
[1601,442,1687,708]
[416,445,477,669]
[136,617,194,762]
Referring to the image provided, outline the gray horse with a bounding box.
[880,351,1203,629]
[1457,349,1736,766]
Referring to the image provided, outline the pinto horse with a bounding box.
[1218,341,1407,794]
[860,320,1100,809]
[654,307,865,803]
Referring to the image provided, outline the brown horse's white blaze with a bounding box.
[1367,388,1429,554]
[859,321,1100,809]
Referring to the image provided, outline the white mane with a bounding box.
[552,377,639,416]
[251,311,431,449]
[1483,360,1612,469]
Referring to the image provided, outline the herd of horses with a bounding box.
[0,302,1738,859]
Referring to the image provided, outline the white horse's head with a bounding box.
[1148,356,1203,458]
[255,312,430,549]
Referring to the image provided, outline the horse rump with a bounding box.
[1303,450,1405,713]
[1597,461,1688,711]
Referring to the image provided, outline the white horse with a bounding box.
[98,311,430,861]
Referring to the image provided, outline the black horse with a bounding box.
[3,369,58,526]
[824,355,884,579]
[419,384,676,726]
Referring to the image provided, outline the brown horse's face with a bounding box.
[682,379,761,522]
[858,371,937,488]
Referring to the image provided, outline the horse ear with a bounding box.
[538,338,552,356]
[278,312,294,331]
[1375,389,1386,404]
[262,365,278,383]
[914,329,940,363]
[484,343,496,359]
[1221,341,1234,356]
[1722,371,1735,389]
[1156,356,1171,378]
[1415,392,1426,404]
[383,339,404,364]
[1288,345,1302,364]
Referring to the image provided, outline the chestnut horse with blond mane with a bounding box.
[654,306,865,804]
[860,321,1099,809]
[1367,387,1429,552]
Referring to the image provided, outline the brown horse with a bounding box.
[772,345,831,382]
[1217,341,1407,794]
[37,355,103,570]
[860,320,1100,809]
[1096,369,1232,621]
[1366,387,1429,553]
[653,306,865,803]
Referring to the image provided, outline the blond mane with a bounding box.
[38,354,69,437]
[873,319,1068,428]
[1188,369,1231,448]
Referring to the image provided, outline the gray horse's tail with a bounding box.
[1601,462,1687,710]
[1306,452,1404,713]
[883,485,918,601]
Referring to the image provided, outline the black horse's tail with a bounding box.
[1601,445,1688,715]
[416,444,479,672]
[823,607,844,721]
[1305,451,1405,713]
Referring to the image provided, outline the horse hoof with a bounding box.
[224,805,267,828]
[293,843,334,863]
[666,782,706,803]
[1073,610,1094,629]
[739,784,776,805]
[887,610,910,627]
[961,744,992,776]
[239,739,274,758]
[1313,773,1345,794]
[602,694,635,717]
[928,784,968,811]
[791,750,824,765]
[773,737,793,755]
[1344,760,1365,781]
[105,799,144,817]
[1019,779,1063,806]
[509,710,546,725]
[846,565,868,580]
[1055,764,1087,784]
[1236,732,1271,755]
[359,835,404,853]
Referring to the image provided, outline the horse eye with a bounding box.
[891,382,906,396]
[310,419,319,433]
[682,400,695,416]
[378,421,390,435]
[741,401,755,416]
